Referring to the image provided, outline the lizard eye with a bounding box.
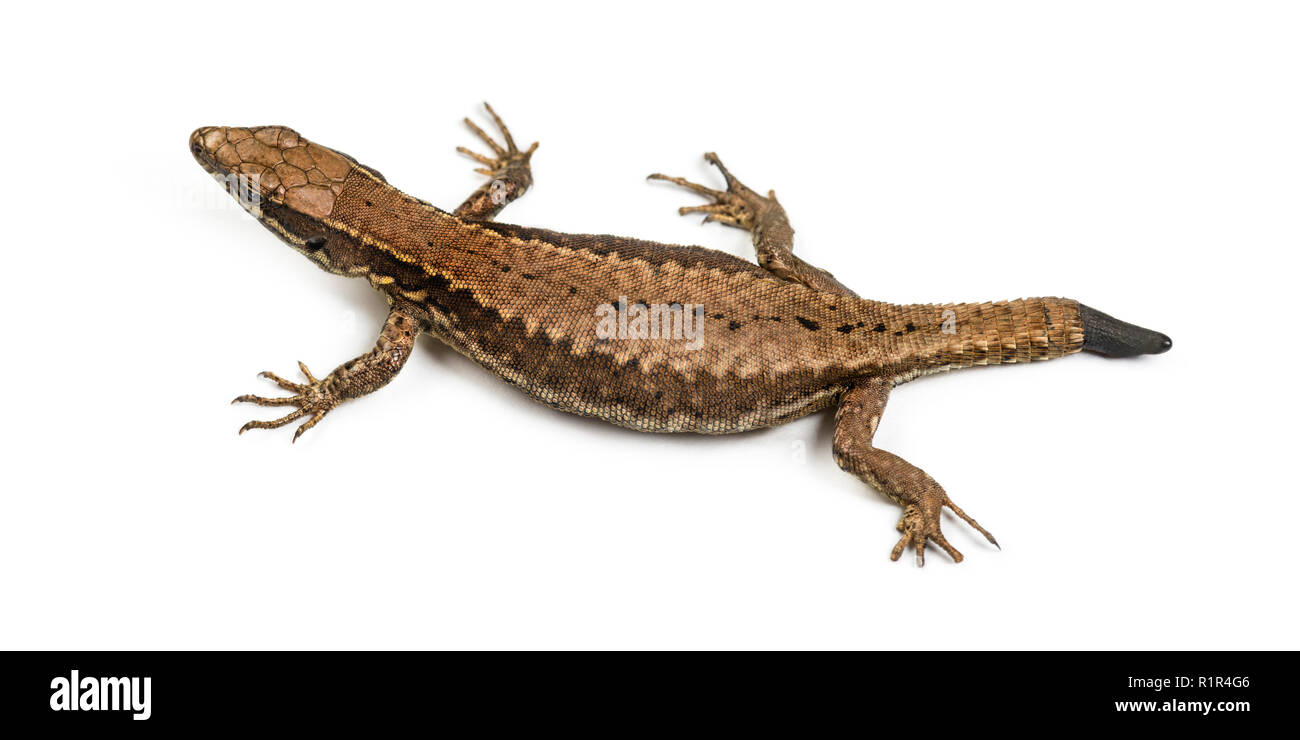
[304,236,327,252]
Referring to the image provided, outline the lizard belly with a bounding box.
[426,311,851,434]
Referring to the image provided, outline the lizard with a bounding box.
[189,104,1172,565]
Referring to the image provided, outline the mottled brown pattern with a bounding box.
[322,169,1085,432]
[193,105,1169,564]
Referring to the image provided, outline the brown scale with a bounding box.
[193,105,1165,566]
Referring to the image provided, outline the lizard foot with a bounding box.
[891,493,999,566]
[647,152,781,230]
[232,361,339,443]
[456,102,538,182]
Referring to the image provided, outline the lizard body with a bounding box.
[191,106,1171,563]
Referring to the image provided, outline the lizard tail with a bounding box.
[897,297,1171,379]
[1078,303,1173,357]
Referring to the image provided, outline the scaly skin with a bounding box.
[190,104,1170,564]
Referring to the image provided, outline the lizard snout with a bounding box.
[189,127,221,171]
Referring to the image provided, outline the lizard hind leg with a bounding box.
[648,153,853,294]
[648,152,777,233]
[833,379,999,565]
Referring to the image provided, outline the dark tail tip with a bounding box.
[1079,303,1172,358]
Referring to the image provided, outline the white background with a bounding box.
[1,1,1296,650]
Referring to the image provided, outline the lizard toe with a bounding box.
[234,365,339,441]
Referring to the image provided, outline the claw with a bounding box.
[648,155,774,233]
[258,371,304,393]
[239,408,307,434]
[703,151,746,192]
[647,172,724,198]
[233,394,299,407]
[945,498,999,549]
[456,146,499,168]
[481,102,517,152]
[678,203,726,217]
[235,362,337,442]
[463,117,505,156]
[292,411,327,444]
[887,495,993,565]
[457,103,537,179]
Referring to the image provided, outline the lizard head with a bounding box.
[190,125,394,272]
[189,125,353,221]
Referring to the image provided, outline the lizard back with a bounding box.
[317,171,1084,432]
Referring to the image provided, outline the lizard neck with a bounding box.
[323,170,466,263]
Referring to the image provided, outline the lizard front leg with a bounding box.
[649,153,854,295]
[233,305,425,442]
[454,102,538,221]
[833,378,999,565]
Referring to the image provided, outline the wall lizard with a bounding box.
[190,104,1172,565]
